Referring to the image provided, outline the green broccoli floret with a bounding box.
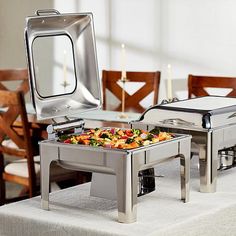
[90,139,98,146]
[126,138,134,144]
[59,134,70,142]
[90,139,103,146]
[132,129,141,136]
[146,133,154,141]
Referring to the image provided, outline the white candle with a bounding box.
[63,50,67,83]
[167,64,173,100]
[121,44,126,80]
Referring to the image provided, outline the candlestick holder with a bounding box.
[61,80,70,93]
[118,76,129,119]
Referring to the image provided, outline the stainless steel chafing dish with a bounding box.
[132,96,236,193]
[24,10,191,223]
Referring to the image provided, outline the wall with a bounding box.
[54,0,162,105]
[1,0,236,101]
[54,0,236,101]
[160,0,236,99]
[0,0,54,68]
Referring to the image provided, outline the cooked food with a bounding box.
[59,128,173,149]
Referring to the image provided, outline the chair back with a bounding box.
[0,90,36,196]
[102,70,161,113]
[0,69,29,95]
[188,74,236,98]
[0,69,88,204]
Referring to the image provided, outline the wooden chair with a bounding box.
[0,90,38,203]
[188,74,236,98]
[0,69,47,137]
[0,69,29,95]
[102,70,161,113]
[0,69,90,205]
[0,89,83,204]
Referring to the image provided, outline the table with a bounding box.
[25,103,141,123]
[10,104,141,141]
[11,104,191,222]
[1,157,236,236]
[24,105,141,137]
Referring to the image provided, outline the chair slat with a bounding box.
[102,70,161,113]
[188,74,236,98]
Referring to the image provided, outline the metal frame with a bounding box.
[40,135,191,223]
[133,122,236,193]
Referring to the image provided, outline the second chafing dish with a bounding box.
[132,96,236,193]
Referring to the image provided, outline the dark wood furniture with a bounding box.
[0,69,29,95]
[0,69,90,205]
[102,70,161,113]
[188,74,236,98]
[0,90,38,203]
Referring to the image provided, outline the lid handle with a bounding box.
[36,9,60,16]
[161,118,195,127]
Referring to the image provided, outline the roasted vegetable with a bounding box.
[59,128,173,149]
[149,128,160,135]
[146,133,154,141]
[132,129,141,136]
[59,134,70,142]
[126,137,134,144]
[100,133,110,139]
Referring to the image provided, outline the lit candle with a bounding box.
[121,44,126,80]
[167,64,173,100]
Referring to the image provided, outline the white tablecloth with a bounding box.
[1,159,236,236]
[70,109,141,123]
[25,103,141,123]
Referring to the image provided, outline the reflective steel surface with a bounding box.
[133,116,236,193]
[25,10,102,120]
[40,134,191,223]
[141,96,236,130]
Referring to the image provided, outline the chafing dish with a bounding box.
[132,96,236,193]
[24,10,191,223]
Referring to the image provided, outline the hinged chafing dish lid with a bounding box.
[139,96,236,129]
[25,9,102,120]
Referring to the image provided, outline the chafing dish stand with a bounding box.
[133,96,236,193]
[40,134,191,223]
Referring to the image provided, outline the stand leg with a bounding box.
[115,154,138,223]
[40,144,57,210]
[199,131,217,193]
[180,155,190,202]
[179,139,190,202]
